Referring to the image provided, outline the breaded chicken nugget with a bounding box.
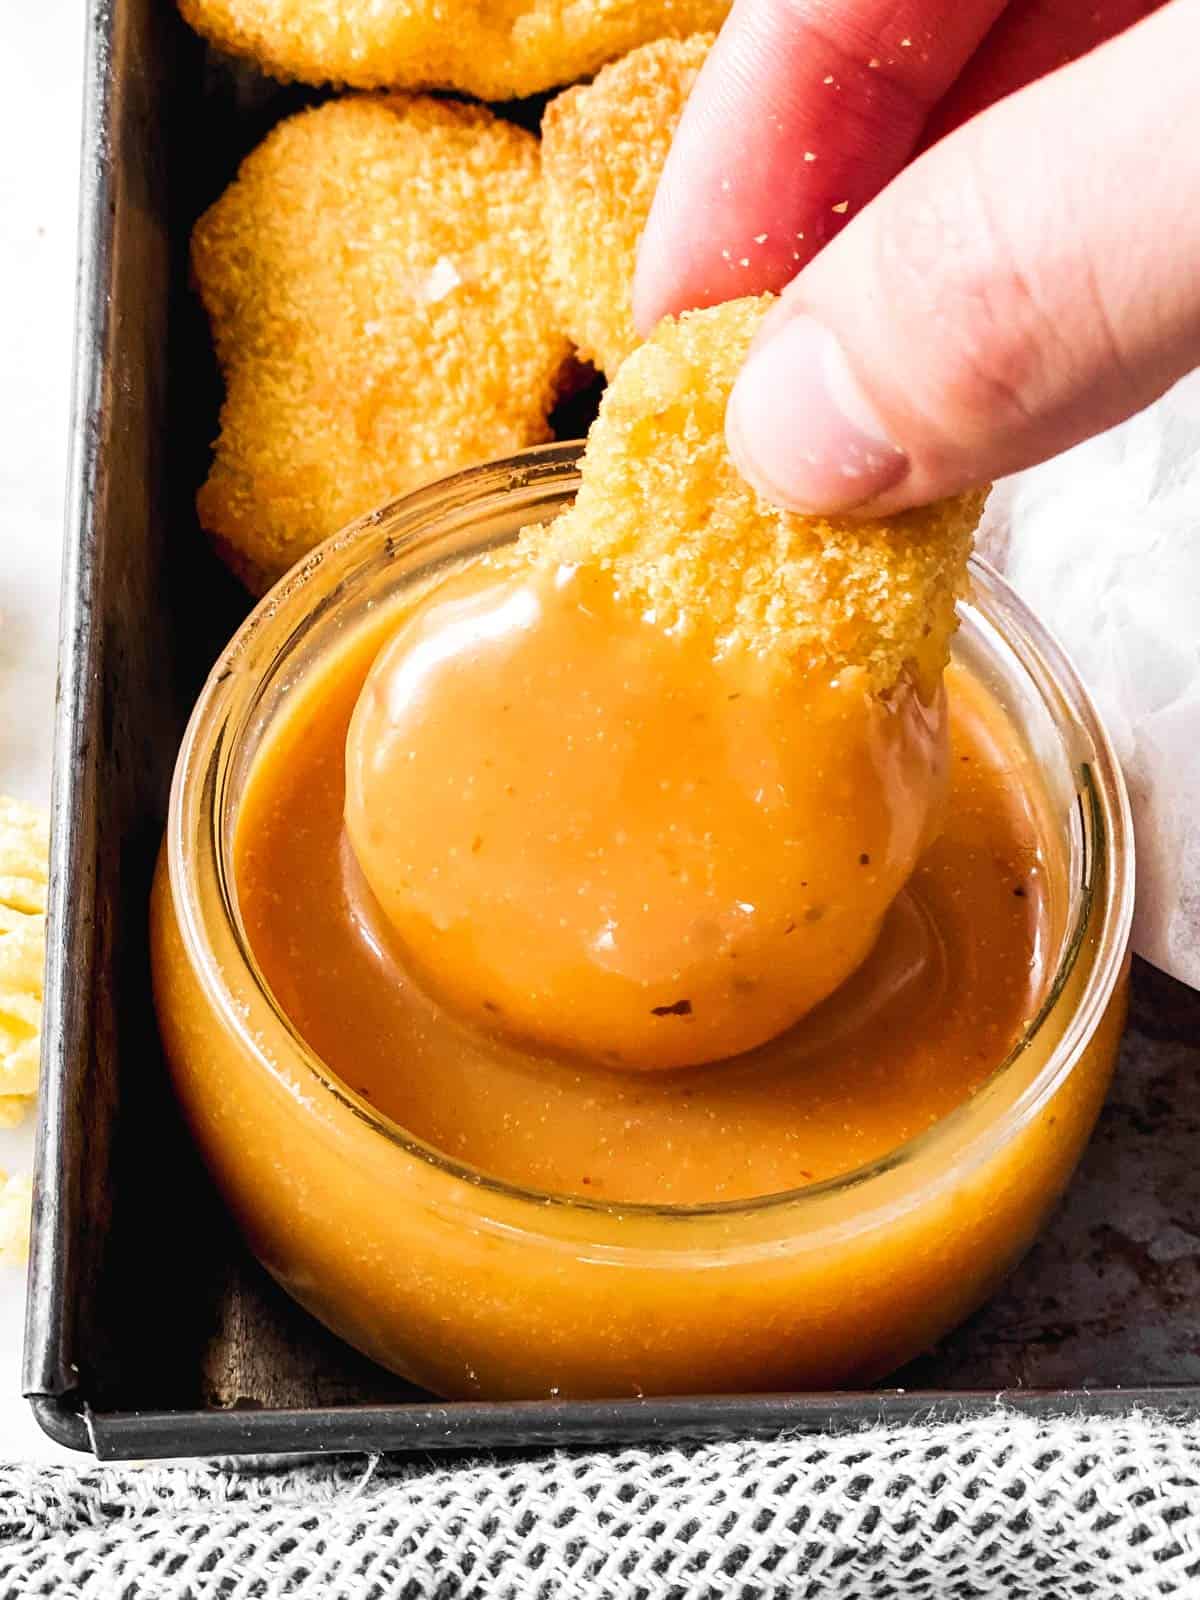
[542,34,712,377]
[0,796,48,1128]
[193,96,573,592]
[533,297,986,690]
[0,1173,32,1262]
[178,0,731,101]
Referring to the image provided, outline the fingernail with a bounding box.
[726,314,908,513]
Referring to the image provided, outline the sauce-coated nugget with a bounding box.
[542,34,711,377]
[178,0,730,101]
[533,298,986,691]
[193,96,573,592]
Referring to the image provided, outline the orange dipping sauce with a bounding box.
[152,481,1131,1400]
[234,559,1060,1207]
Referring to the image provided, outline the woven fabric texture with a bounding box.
[3,1411,1200,1598]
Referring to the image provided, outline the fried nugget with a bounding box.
[542,34,712,377]
[0,796,48,1126]
[532,297,986,690]
[178,0,730,101]
[193,96,573,593]
[0,1173,33,1264]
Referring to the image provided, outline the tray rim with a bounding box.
[29,1389,1200,1463]
[22,0,115,1425]
[24,0,1200,1463]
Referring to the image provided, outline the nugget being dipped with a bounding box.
[192,96,572,593]
[542,34,712,377]
[178,0,731,101]
[345,299,986,1070]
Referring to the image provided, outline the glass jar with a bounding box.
[151,444,1134,1400]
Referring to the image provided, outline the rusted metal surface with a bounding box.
[903,988,1200,1391]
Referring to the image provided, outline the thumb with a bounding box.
[725,0,1200,517]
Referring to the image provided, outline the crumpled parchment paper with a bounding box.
[977,371,1200,991]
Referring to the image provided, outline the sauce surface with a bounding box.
[235,575,1062,1206]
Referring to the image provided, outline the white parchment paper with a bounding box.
[978,372,1200,991]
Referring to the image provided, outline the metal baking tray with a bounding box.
[25,0,1200,1460]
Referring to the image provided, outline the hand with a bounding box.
[634,0,1199,515]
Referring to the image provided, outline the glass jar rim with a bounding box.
[168,443,1135,1221]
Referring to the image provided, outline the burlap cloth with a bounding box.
[2,1410,1199,1597]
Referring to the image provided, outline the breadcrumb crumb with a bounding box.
[541,35,713,378]
[0,796,47,1123]
[529,298,985,690]
[177,0,731,101]
[193,96,573,593]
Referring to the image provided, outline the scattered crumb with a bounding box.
[832,201,849,214]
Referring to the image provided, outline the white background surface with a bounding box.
[1,0,85,1460]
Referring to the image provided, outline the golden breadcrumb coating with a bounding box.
[177,0,731,101]
[193,96,573,593]
[542,34,712,376]
[531,298,986,690]
[0,796,48,1128]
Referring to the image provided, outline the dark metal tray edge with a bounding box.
[22,0,114,1426]
[25,1390,1200,1463]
